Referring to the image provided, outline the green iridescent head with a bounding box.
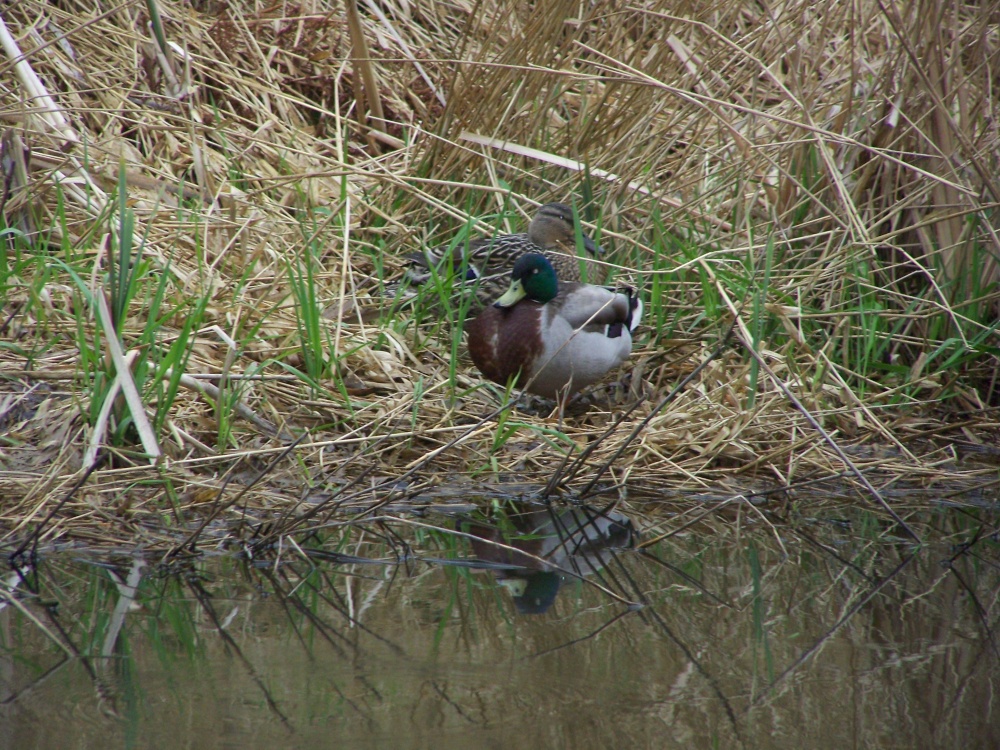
[494,253,559,308]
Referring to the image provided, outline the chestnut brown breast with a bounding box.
[465,302,545,388]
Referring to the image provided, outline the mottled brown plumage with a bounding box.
[403,203,606,308]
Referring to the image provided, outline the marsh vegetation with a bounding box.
[0,0,998,745]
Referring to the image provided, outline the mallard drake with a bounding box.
[466,253,642,401]
[404,202,606,307]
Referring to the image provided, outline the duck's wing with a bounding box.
[409,232,604,285]
[407,232,532,275]
[554,283,641,334]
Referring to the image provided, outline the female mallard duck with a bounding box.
[466,253,642,401]
[405,202,606,306]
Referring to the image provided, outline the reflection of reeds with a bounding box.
[0,0,998,549]
[3,507,996,744]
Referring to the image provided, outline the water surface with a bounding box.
[1,496,997,748]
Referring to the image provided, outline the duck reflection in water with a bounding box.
[463,502,636,615]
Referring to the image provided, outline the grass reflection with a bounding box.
[0,499,997,748]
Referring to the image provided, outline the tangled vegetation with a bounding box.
[1,0,998,550]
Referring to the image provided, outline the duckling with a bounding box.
[466,253,642,403]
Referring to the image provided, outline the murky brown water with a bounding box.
[1,497,997,748]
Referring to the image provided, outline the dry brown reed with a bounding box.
[1,0,998,550]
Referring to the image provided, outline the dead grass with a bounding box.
[1,0,999,550]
